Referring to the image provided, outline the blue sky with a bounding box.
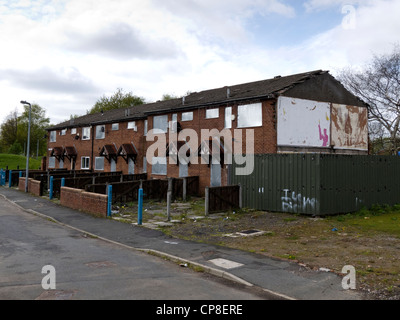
[247,6,341,47]
[0,0,399,125]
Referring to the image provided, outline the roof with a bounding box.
[47,70,327,130]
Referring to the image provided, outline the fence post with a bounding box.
[8,170,12,188]
[239,183,242,209]
[167,178,172,221]
[138,188,143,225]
[205,186,209,216]
[49,176,54,200]
[183,177,187,202]
[0,169,4,186]
[107,185,113,217]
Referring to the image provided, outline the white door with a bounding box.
[111,159,116,172]
[210,158,221,187]
[179,159,188,177]
[128,158,135,174]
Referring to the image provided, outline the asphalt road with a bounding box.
[0,195,269,301]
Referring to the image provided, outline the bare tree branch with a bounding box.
[338,45,400,154]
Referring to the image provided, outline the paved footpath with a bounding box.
[0,187,363,300]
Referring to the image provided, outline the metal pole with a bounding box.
[49,176,53,200]
[239,183,242,209]
[107,185,113,217]
[138,188,143,225]
[183,177,187,202]
[205,186,209,216]
[167,178,173,221]
[9,170,12,188]
[21,101,32,193]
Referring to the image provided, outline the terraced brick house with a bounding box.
[46,70,368,192]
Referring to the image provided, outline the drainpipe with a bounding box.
[91,125,94,171]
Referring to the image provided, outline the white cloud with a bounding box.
[303,0,376,12]
[0,0,399,127]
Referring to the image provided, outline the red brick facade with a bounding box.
[47,120,147,174]
[46,71,368,192]
[47,98,278,191]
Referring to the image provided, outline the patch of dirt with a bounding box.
[112,198,400,300]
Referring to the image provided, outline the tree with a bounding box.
[161,93,178,101]
[0,110,19,151]
[88,88,145,114]
[16,103,50,157]
[8,141,23,155]
[338,45,400,154]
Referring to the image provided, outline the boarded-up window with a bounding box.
[206,108,219,119]
[152,157,167,175]
[182,112,193,122]
[82,127,91,140]
[96,125,105,139]
[225,106,232,129]
[237,103,262,128]
[95,157,104,170]
[50,131,56,142]
[153,115,168,133]
[48,157,56,168]
[128,121,137,130]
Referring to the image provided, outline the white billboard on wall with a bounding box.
[277,96,331,148]
[331,104,368,150]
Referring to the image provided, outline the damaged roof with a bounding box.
[47,70,328,130]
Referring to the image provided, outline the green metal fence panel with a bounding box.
[319,155,400,214]
[232,154,400,216]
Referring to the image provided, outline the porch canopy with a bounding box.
[117,143,137,164]
[100,144,118,163]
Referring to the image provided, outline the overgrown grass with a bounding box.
[0,153,42,170]
[329,204,400,237]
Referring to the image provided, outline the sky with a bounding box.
[0,0,399,126]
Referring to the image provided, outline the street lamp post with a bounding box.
[20,100,31,193]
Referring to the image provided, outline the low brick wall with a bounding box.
[60,186,108,218]
[18,177,42,196]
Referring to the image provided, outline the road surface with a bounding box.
[0,195,269,301]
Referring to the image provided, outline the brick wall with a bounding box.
[145,99,278,192]
[60,186,108,218]
[47,120,147,174]
[48,98,278,192]
[18,177,42,196]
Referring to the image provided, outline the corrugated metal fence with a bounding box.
[231,154,400,216]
